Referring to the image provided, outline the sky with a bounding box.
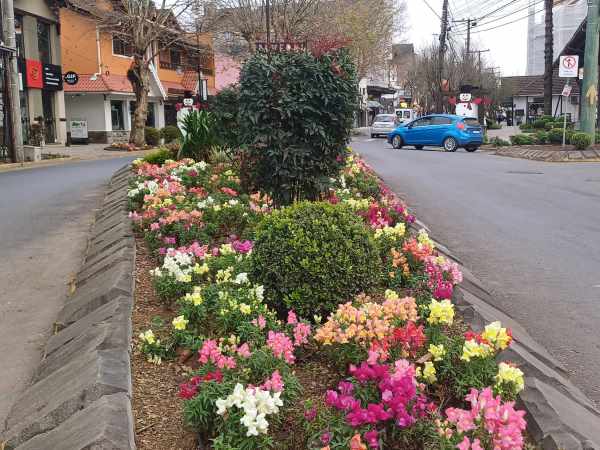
[405,0,531,76]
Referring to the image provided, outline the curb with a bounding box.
[1,165,136,450]
[493,147,600,162]
[409,222,600,450]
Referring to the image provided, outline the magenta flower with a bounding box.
[364,429,379,449]
[304,407,317,422]
[320,431,332,445]
[293,322,311,346]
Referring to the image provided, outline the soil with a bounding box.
[131,237,199,450]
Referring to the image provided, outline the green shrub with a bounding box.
[250,201,381,318]
[510,134,535,145]
[533,119,546,129]
[209,87,241,150]
[519,123,533,132]
[595,131,600,143]
[490,136,510,147]
[178,110,219,162]
[570,132,593,150]
[548,128,565,144]
[541,115,554,122]
[487,121,501,130]
[143,147,173,165]
[534,130,548,144]
[544,121,557,131]
[239,49,357,206]
[145,126,160,146]
[160,125,181,143]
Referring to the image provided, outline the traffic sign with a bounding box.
[562,84,572,97]
[559,55,578,77]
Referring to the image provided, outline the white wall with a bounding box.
[65,94,107,131]
[511,95,579,124]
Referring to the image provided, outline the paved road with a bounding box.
[353,136,600,406]
[0,158,134,425]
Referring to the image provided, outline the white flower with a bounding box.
[216,398,229,415]
[234,272,249,284]
[253,285,265,302]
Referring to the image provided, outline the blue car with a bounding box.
[387,114,483,152]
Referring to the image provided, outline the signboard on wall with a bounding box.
[42,64,63,90]
[25,59,43,89]
[70,120,88,139]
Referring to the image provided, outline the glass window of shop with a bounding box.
[37,20,51,64]
[15,15,25,58]
[111,100,125,130]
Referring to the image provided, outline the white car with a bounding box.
[370,114,397,138]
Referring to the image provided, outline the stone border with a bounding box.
[493,146,600,162]
[1,165,136,450]
[411,219,600,450]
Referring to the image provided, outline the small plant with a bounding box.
[251,201,381,318]
[533,119,546,129]
[145,126,160,146]
[509,134,535,146]
[143,147,173,165]
[490,137,510,147]
[570,132,593,150]
[178,110,219,162]
[160,125,182,143]
[518,122,533,132]
[534,130,548,145]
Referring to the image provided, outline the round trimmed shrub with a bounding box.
[510,134,535,146]
[250,201,381,318]
[533,119,546,129]
[160,125,182,143]
[570,132,593,150]
[143,147,173,165]
[534,130,548,144]
[145,126,160,146]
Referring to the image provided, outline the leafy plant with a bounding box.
[534,130,548,145]
[178,110,219,162]
[251,201,381,318]
[145,126,160,146]
[490,137,510,147]
[548,127,568,144]
[160,125,182,143]
[143,147,174,165]
[239,49,358,206]
[533,119,546,129]
[509,134,535,146]
[570,132,593,150]
[209,87,241,151]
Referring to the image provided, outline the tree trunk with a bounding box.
[129,57,150,147]
[544,0,553,116]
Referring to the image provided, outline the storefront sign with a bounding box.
[70,119,88,139]
[63,71,79,85]
[25,59,43,89]
[562,84,572,97]
[43,63,63,90]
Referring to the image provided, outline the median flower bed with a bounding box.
[128,151,529,450]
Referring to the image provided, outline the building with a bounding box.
[501,71,580,125]
[59,4,215,143]
[526,0,587,75]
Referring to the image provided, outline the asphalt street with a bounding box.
[0,158,134,425]
[352,136,600,407]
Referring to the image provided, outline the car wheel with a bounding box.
[415,145,424,150]
[443,137,458,152]
[465,146,478,152]
[392,135,403,149]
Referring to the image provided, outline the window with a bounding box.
[37,20,51,64]
[412,118,432,127]
[15,15,25,58]
[403,111,411,119]
[112,37,133,57]
[431,116,453,125]
[129,101,155,127]
[463,118,480,127]
[170,49,181,66]
[111,101,125,130]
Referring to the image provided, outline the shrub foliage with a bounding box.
[570,132,593,150]
[239,50,358,206]
[145,126,160,146]
[250,201,381,318]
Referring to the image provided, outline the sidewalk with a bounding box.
[0,143,151,173]
[487,126,520,140]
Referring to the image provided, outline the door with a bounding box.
[428,116,454,145]
[405,117,432,144]
[42,91,55,143]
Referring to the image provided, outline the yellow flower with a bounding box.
[417,229,435,249]
[495,362,524,393]
[220,243,235,255]
[139,329,156,345]
[239,303,252,314]
[183,288,204,305]
[375,223,406,240]
[461,339,492,362]
[193,263,209,275]
[172,315,189,331]
[429,344,446,361]
[384,289,399,301]
[482,321,512,350]
[422,361,437,383]
[427,299,455,325]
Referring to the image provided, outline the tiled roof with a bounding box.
[502,70,580,97]
[63,74,133,93]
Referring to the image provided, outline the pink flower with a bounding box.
[178,382,197,399]
[364,430,379,449]
[304,407,317,422]
[320,432,332,445]
[252,314,266,329]
[236,343,251,358]
[262,370,285,392]
[150,222,160,231]
[293,322,311,346]
[221,187,238,197]
[198,339,236,370]
[267,331,295,364]
[232,239,253,254]
[287,310,298,325]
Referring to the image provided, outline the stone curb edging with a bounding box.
[1,165,136,450]
[493,147,600,162]
[409,222,600,450]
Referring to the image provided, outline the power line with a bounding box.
[423,0,442,19]
[454,6,544,34]
[451,0,531,31]
[452,0,541,32]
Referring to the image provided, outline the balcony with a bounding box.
[159,60,213,76]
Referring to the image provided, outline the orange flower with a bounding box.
[350,434,367,450]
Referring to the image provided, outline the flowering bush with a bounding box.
[129,152,529,449]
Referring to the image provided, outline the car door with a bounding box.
[405,117,431,144]
[428,116,454,145]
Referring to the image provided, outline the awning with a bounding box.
[367,100,383,110]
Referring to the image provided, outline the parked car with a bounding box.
[387,114,483,152]
[370,114,397,138]
[394,108,416,124]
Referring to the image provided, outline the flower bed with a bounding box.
[128,151,531,450]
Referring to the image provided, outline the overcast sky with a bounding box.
[405,0,530,76]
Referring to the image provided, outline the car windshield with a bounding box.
[403,111,411,118]
[375,115,394,123]
[463,118,480,127]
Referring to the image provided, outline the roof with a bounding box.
[501,70,580,97]
[63,74,133,93]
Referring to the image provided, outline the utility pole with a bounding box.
[437,0,449,113]
[580,0,599,138]
[195,0,204,104]
[2,0,23,163]
[469,49,490,123]
[453,18,477,61]
[265,0,271,54]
